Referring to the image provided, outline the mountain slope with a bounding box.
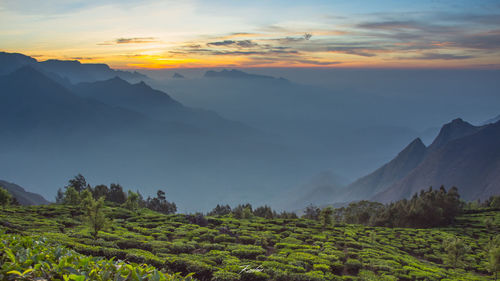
[483,114,500,125]
[0,51,146,83]
[0,52,37,75]
[0,179,49,205]
[0,66,183,139]
[72,77,258,136]
[38,59,147,83]
[373,120,500,202]
[426,118,482,152]
[204,69,288,82]
[340,137,427,202]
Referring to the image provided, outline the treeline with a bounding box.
[56,174,176,214]
[305,186,463,228]
[467,195,500,209]
[208,203,298,219]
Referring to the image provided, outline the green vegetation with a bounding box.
[0,187,12,207]
[0,231,192,280]
[2,176,500,280]
[333,186,462,228]
[1,199,499,280]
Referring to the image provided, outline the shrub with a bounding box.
[344,259,362,275]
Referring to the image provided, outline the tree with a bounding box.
[123,190,140,212]
[490,247,500,281]
[0,187,12,207]
[66,174,88,193]
[491,196,500,209]
[254,205,275,219]
[303,204,320,220]
[80,189,94,209]
[208,204,232,216]
[63,186,80,205]
[145,190,176,214]
[85,197,107,239]
[443,235,470,269]
[485,217,495,232]
[55,188,64,203]
[233,204,253,219]
[93,184,109,200]
[320,207,334,228]
[108,183,126,204]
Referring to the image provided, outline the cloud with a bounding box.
[207,40,259,48]
[304,33,312,40]
[70,56,94,60]
[98,37,158,45]
[115,37,157,44]
[452,29,500,50]
[295,59,342,65]
[327,47,377,57]
[410,52,474,60]
[357,20,419,30]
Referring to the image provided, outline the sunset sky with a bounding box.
[1,0,500,69]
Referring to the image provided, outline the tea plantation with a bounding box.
[1,203,499,281]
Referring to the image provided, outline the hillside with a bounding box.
[315,118,500,205]
[338,138,427,202]
[0,180,48,205]
[0,203,498,280]
[0,51,146,83]
[375,120,500,202]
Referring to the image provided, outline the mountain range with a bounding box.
[0,52,146,83]
[295,117,500,207]
[0,52,299,211]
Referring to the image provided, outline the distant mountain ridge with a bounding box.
[296,118,500,207]
[339,137,427,202]
[204,69,289,82]
[374,119,500,202]
[483,114,500,125]
[0,51,147,83]
[0,179,49,205]
[72,76,257,136]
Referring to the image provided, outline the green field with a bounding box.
[1,203,499,281]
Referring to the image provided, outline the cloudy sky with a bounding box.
[1,0,499,68]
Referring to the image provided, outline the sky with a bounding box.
[1,0,500,69]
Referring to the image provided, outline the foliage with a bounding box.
[0,187,13,206]
[0,232,192,281]
[0,196,499,280]
[208,205,232,217]
[335,186,462,228]
[490,247,500,280]
[302,204,320,220]
[443,235,470,268]
[85,197,107,239]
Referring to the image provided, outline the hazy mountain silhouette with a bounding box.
[72,77,254,136]
[348,119,500,202]
[483,114,500,125]
[0,52,37,75]
[426,118,483,153]
[72,77,258,136]
[338,138,427,202]
[0,51,147,83]
[297,118,500,207]
[373,120,500,202]
[204,69,289,82]
[0,64,299,211]
[0,179,49,205]
[38,59,147,83]
[0,66,180,139]
[173,72,185,78]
